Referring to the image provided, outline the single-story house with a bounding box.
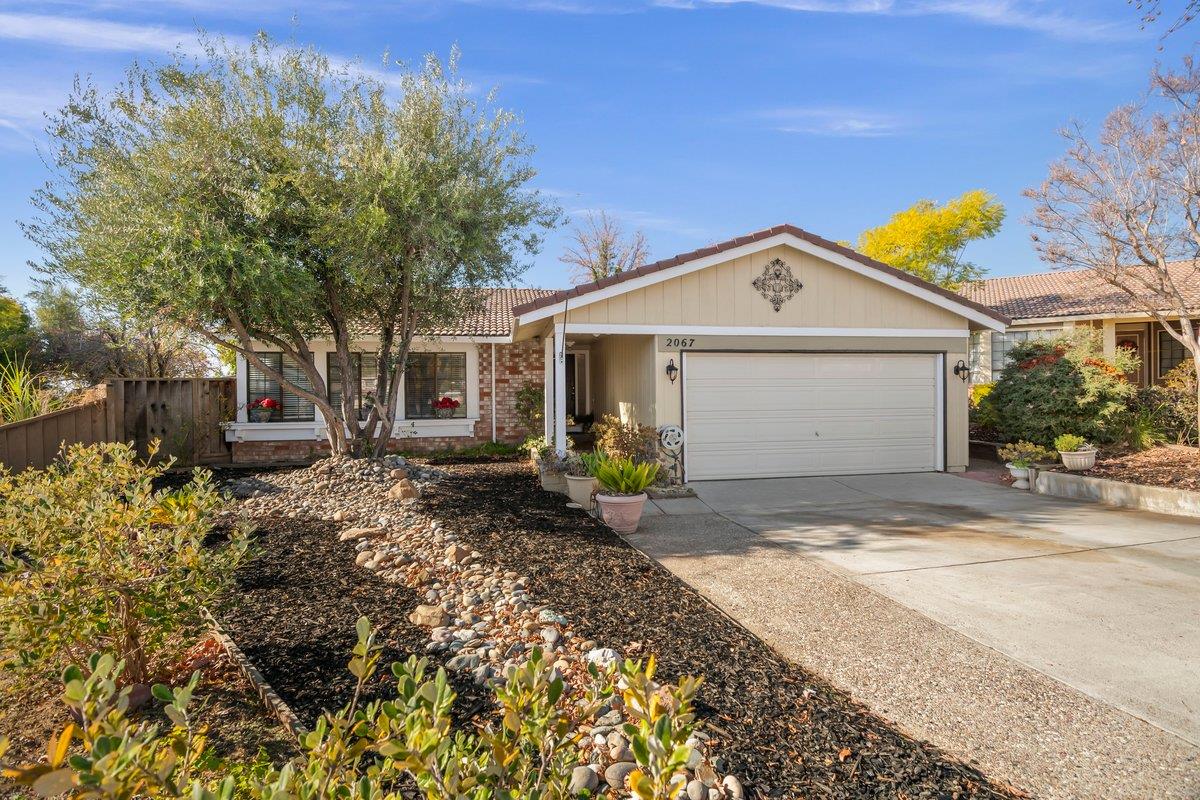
[228,224,1010,480]
[961,262,1200,386]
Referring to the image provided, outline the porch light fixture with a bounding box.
[953,359,970,382]
[665,358,679,384]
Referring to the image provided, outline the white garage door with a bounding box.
[683,352,942,481]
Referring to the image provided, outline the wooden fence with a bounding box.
[0,377,235,472]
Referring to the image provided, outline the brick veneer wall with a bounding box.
[232,340,545,463]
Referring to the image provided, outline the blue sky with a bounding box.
[0,1,1194,298]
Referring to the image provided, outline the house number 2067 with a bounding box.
[665,337,696,348]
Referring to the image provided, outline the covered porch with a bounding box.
[538,330,661,456]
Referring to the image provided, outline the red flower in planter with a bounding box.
[432,396,461,410]
[249,397,280,410]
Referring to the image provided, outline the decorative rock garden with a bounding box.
[218,456,1019,799]
[219,455,743,798]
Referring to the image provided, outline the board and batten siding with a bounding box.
[589,334,656,427]
[548,243,976,471]
[565,244,966,330]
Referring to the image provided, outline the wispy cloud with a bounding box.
[0,11,211,54]
[566,203,709,238]
[758,106,907,137]
[453,0,1136,42]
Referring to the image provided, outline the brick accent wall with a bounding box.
[232,340,545,464]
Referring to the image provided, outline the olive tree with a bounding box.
[1026,57,1200,436]
[25,35,557,455]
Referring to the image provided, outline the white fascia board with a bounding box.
[516,231,1008,332]
[562,323,968,338]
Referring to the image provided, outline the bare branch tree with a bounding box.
[1131,0,1200,37]
[559,211,648,285]
[1025,56,1200,434]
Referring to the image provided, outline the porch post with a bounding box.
[1101,319,1117,358]
[543,335,554,442]
[554,334,568,457]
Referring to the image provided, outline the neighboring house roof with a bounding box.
[961,262,1200,321]
[510,223,1011,328]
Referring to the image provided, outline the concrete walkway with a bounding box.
[630,474,1200,800]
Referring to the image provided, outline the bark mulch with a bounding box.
[218,514,490,728]
[419,461,1025,800]
[1085,444,1200,490]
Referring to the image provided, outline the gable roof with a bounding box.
[511,223,1010,330]
[961,262,1200,321]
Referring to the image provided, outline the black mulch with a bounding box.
[419,461,1025,800]
[218,514,489,727]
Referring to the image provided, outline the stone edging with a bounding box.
[204,609,306,740]
[1032,469,1200,518]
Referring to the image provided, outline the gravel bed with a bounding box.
[418,461,1021,799]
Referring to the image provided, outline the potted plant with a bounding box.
[248,396,279,423]
[536,443,568,494]
[998,440,1055,490]
[432,396,460,419]
[563,451,601,510]
[594,456,660,534]
[1054,433,1098,471]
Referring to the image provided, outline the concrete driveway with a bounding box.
[629,472,1200,799]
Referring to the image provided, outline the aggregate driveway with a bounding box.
[628,472,1200,799]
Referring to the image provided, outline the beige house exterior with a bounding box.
[513,225,1009,480]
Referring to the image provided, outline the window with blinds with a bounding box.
[327,353,379,420]
[405,352,467,418]
[246,352,315,421]
[1159,329,1189,378]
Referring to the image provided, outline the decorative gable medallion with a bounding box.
[752,258,803,312]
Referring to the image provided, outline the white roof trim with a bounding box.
[516,231,1007,332]
[563,323,967,338]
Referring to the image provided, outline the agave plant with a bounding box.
[594,456,659,495]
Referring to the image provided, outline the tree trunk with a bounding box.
[117,592,147,686]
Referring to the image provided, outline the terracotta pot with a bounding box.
[1060,449,1097,471]
[565,474,599,509]
[539,468,568,494]
[596,492,648,534]
[1006,463,1030,490]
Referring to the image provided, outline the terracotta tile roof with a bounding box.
[510,223,1010,325]
[960,262,1200,321]
[349,288,558,338]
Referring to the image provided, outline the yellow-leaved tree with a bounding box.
[857,189,1005,290]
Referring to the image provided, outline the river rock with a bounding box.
[340,526,381,541]
[408,604,449,627]
[569,766,599,794]
[388,479,418,500]
[603,762,638,790]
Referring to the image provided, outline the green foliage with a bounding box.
[0,442,249,685]
[0,294,35,366]
[857,189,1005,289]
[998,440,1056,468]
[594,455,660,495]
[987,331,1137,447]
[514,383,545,435]
[1121,407,1168,451]
[1052,433,1088,453]
[0,357,65,424]
[2,618,702,800]
[1135,360,1198,446]
[593,414,658,463]
[26,35,557,456]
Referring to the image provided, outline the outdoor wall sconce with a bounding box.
[953,359,970,382]
[665,358,679,384]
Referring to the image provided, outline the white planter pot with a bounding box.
[596,492,649,534]
[564,475,599,509]
[1060,450,1097,471]
[539,469,568,494]
[1006,463,1031,490]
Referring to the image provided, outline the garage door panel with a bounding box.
[684,352,940,480]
